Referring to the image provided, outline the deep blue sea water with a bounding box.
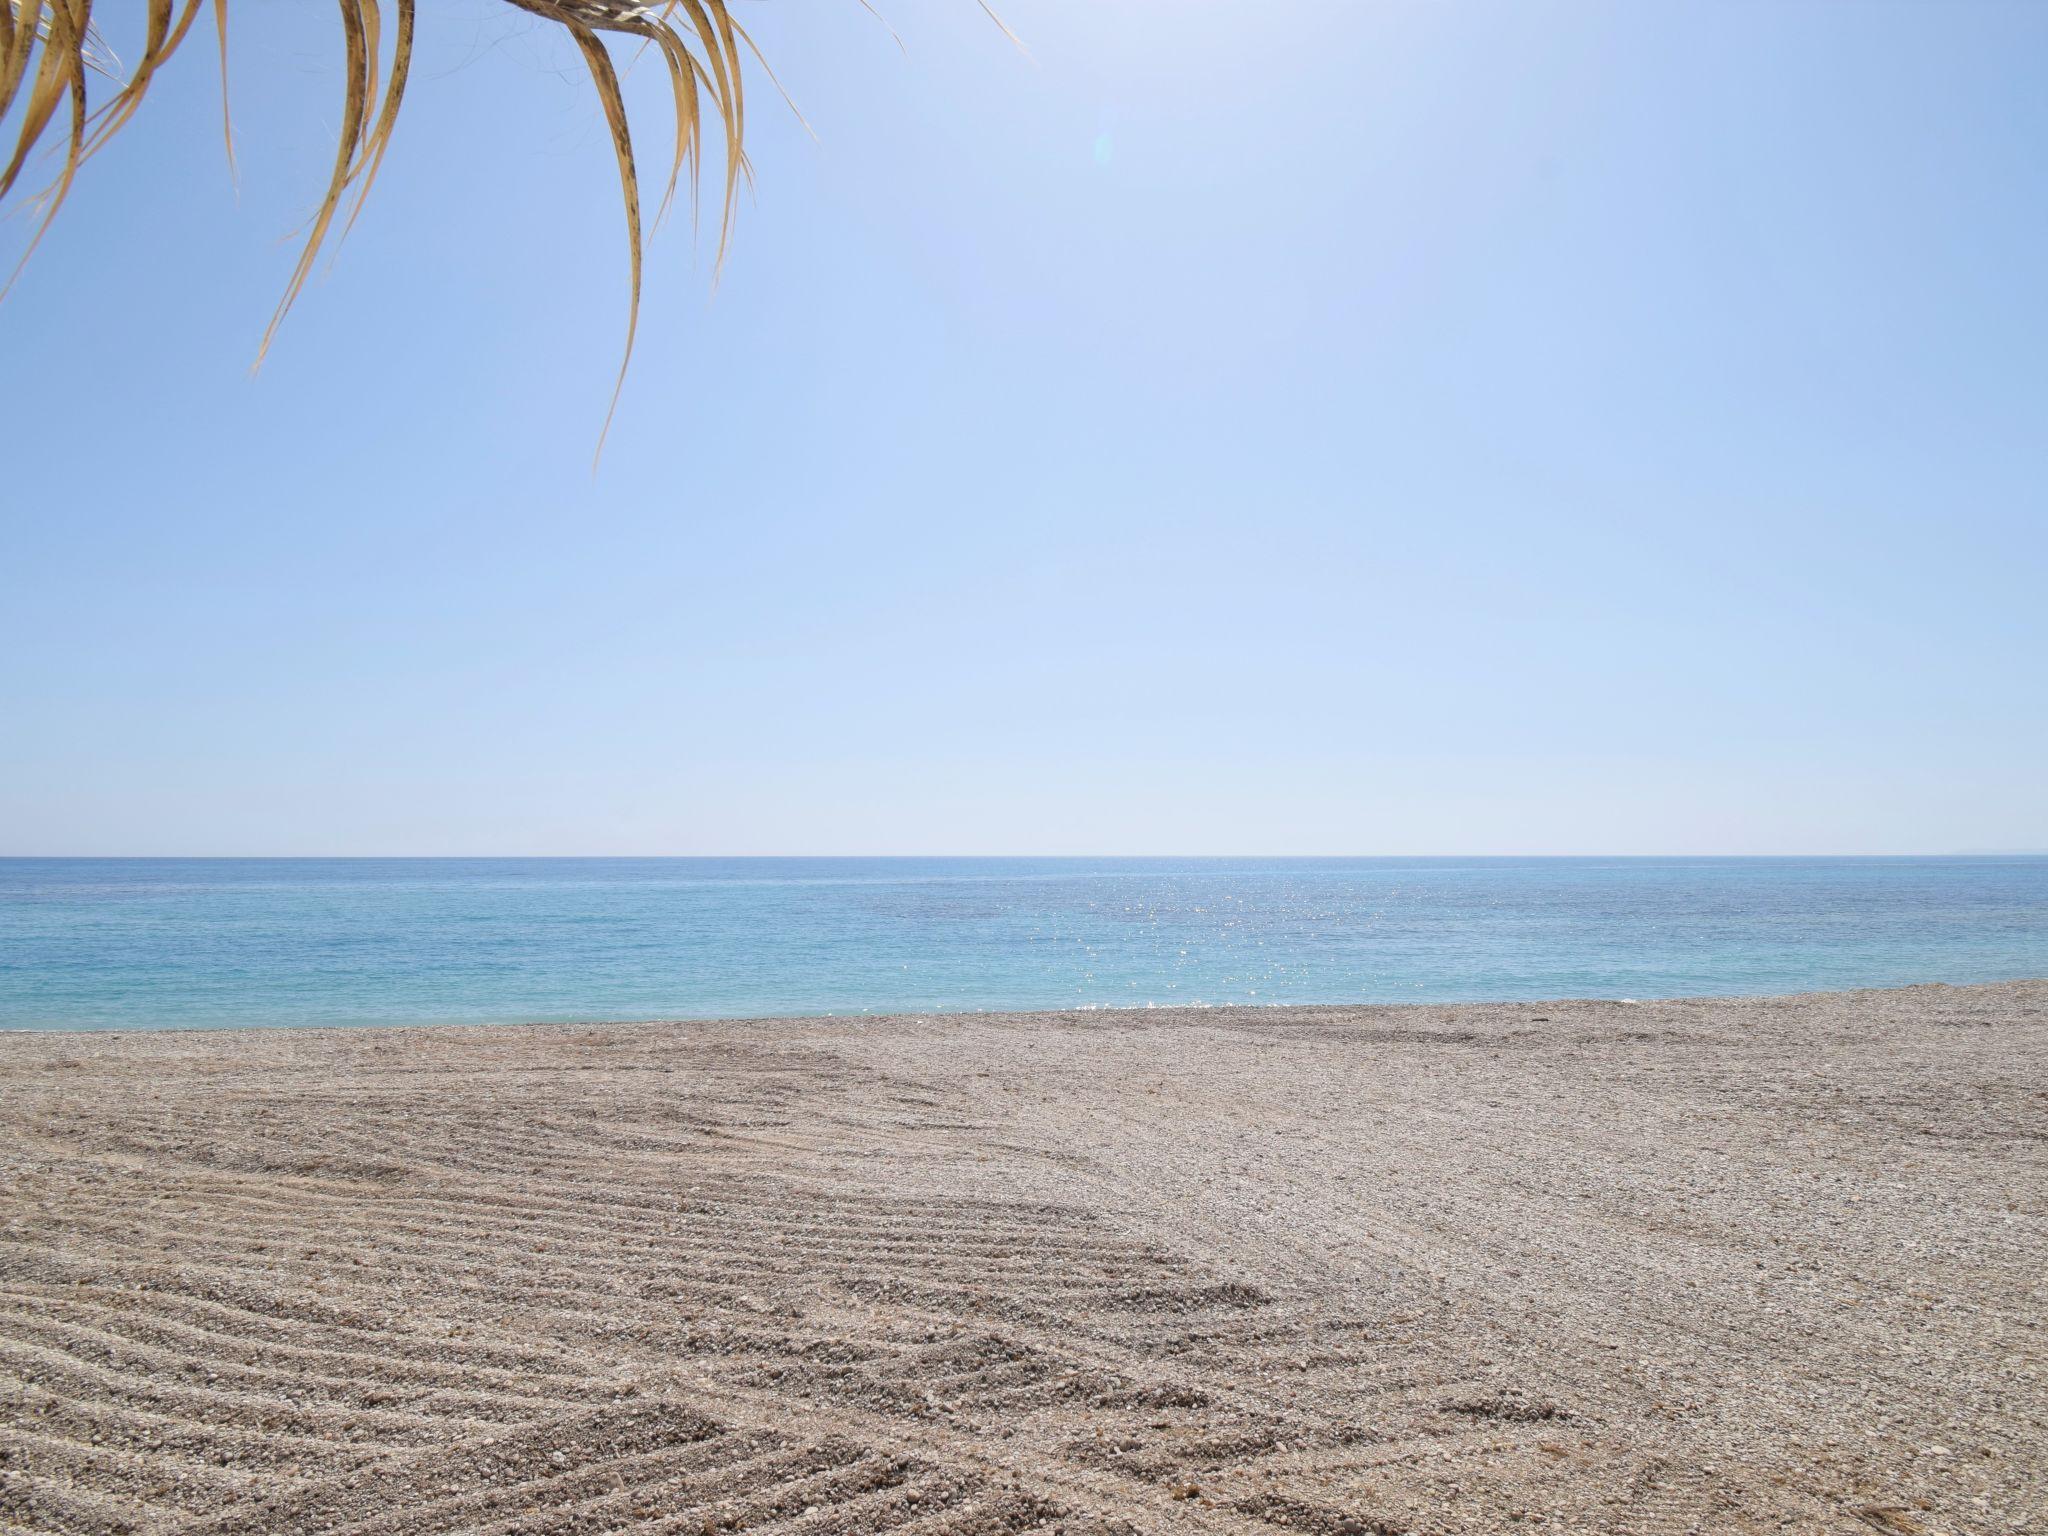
[1,857,2044,1031]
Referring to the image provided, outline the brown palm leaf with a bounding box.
[0,0,936,456]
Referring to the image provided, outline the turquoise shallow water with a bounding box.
[1,856,2044,1030]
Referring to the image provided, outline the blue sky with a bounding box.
[2,0,2043,856]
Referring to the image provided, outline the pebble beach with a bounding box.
[1,981,2042,1534]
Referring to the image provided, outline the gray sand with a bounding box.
[2,981,2043,1534]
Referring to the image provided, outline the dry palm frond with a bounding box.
[0,0,870,456]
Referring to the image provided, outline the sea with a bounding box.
[1,856,2044,1031]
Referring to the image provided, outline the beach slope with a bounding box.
[2,982,2043,1534]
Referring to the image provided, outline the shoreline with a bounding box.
[3,979,2043,1534]
[4,973,2044,1038]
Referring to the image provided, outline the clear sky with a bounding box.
[2,0,2043,856]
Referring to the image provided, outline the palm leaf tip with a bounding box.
[2,1,1006,453]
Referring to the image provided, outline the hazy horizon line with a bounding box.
[4,851,2046,862]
